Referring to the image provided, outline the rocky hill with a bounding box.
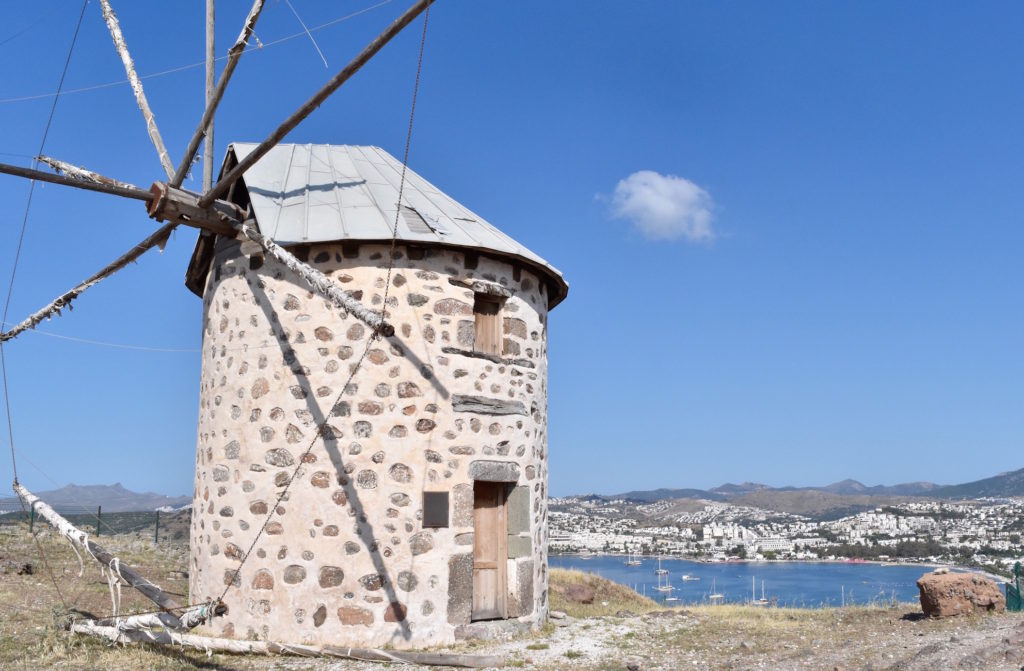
[0,483,190,513]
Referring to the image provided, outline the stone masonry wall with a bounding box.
[189,241,551,648]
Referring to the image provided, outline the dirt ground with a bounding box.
[2,525,1023,671]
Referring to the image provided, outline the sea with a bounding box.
[549,554,952,607]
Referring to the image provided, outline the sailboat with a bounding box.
[655,556,668,575]
[750,577,769,606]
[656,571,674,593]
[708,578,724,603]
[625,550,642,567]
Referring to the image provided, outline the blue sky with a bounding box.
[0,1,1021,498]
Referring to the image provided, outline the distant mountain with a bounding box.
[929,468,1024,499]
[819,479,939,497]
[0,483,191,513]
[709,482,774,496]
[612,488,725,503]
[592,468,1024,517]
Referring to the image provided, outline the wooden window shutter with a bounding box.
[473,293,502,355]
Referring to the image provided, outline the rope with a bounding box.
[3,0,88,488]
[0,1,394,106]
[217,4,430,604]
[1,0,89,616]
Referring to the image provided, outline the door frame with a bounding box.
[471,480,508,621]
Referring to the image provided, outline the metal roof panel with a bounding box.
[225,143,567,307]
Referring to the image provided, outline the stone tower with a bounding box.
[184,144,568,648]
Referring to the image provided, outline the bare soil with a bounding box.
[2,525,1023,670]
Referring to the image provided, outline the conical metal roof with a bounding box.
[224,143,567,308]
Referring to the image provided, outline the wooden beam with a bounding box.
[70,622,503,667]
[200,0,434,206]
[0,223,176,343]
[233,218,395,337]
[98,0,176,179]
[147,182,240,236]
[37,155,141,192]
[202,0,217,191]
[0,160,152,201]
[14,484,184,622]
[172,0,266,187]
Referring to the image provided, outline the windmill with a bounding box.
[1,0,567,661]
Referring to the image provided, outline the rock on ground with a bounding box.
[917,570,1006,617]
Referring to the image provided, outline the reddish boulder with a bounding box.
[917,570,1005,617]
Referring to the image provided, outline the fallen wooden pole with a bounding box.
[71,622,504,668]
[96,602,226,630]
[14,484,194,629]
[172,0,266,187]
[201,0,434,206]
[233,219,394,336]
[0,223,175,343]
[0,160,152,201]
[98,0,176,179]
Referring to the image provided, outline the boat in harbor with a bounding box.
[656,571,674,593]
[625,551,642,567]
[655,557,668,575]
[708,578,724,603]
[681,573,700,581]
[750,577,769,606]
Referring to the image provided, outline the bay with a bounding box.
[549,554,945,607]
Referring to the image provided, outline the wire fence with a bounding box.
[0,501,190,542]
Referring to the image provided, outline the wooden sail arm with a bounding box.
[14,483,189,625]
[0,160,152,202]
[37,156,142,192]
[172,0,266,187]
[231,218,395,337]
[200,0,435,206]
[70,622,503,667]
[0,223,176,343]
[97,0,176,179]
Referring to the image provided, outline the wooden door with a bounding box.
[472,481,507,620]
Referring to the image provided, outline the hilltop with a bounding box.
[0,483,190,513]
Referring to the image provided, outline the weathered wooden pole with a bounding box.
[0,160,151,201]
[201,0,435,206]
[37,156,141,192]
[173,0,265,188]
[14,483,185,621]
[97,0,176,179]
[233,218,394,336]
[0,223,176,343]
[70,622,503,667]
[203,0,216,192]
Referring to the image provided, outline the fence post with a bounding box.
[29,502,35,533]
[96,505,101,536]
[154,510,160,544]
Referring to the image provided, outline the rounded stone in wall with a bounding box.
[283,565,306,584]
[397,571,418,592]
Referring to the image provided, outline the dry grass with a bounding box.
[549,567,661,618]
[2,526,1019,671]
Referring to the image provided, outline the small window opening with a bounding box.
[422,492,449,528]
[341,243,360,259]
[464,252,479,270]
[473,293,503,355]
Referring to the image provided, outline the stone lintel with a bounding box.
[469,460,520,483]
[452,394,527,416]
[448,277,514,298]
[441,346,535,369]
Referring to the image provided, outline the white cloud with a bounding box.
[608,170,714,242]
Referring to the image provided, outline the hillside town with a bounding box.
[549,496,1024,573]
